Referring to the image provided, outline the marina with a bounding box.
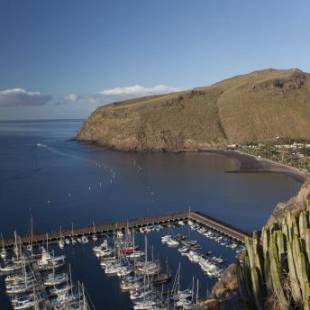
[2,210,250,249]
[1,217,244,309]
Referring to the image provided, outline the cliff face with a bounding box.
[78,68,310,151]
[267,177,310,225]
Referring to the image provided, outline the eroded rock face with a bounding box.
[251,71,306,92]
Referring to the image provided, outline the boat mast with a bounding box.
[23,260,27,288]
[82,282,87,310]
[46,233,49,251]
[126,219,129,246]
[19,236,23,260]
[69,264,74,301]
[191,276,195,303]
[132,228,135,248]
[144,233,148,264]
[52,250,55,279]
[171,263,180,298]
[196,278,199,305]
[14,230,18,259]
[177,263,180,293]
[32,279,39,310]
[30,215,34,254]
[1,232,4,251]
[92,221,96,235]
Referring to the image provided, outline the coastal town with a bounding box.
[227,139,310,173]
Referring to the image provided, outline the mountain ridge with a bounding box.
[77,68,310,151]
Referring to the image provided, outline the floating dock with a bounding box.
[2,210,250,248]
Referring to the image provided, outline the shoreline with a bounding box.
[200,148,307,183]
[78,137,309,183]
[78,139,307,183]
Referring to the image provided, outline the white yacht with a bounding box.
[1,247,7,259]
[0,262,22,274]
[44,272,67,286]
[49,282,72,296]
[133,299,156,310]
[81,235,89,244]
[127,250,145,259]
[104,262,123,275]
[166,238,179,247]
[117,265,133,277]
[136,261,160,275]
[12,295,42,310]
[93,240,108,253]
[130,289,153,300]
[58,239,65,249]
[37,248,65,270]
[160,235,171,244]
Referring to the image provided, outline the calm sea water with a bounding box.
[0,120,300,309]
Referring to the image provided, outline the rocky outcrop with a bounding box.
[250,69,306,92]
[210,264,238,299]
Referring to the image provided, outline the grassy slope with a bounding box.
[78,68,310,151]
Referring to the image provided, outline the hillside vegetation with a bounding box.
[78,68,310,151]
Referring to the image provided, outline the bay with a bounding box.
[0,120,300,309]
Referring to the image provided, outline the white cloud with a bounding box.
[0,84,180,109]
[84,96,99,104]
[0,88,52,106]
[100,84,180,97]
[73,84,181,107]
[64,93,80,102]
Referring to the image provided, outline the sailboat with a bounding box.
[81,235,89,244]
[120,274,143,291]
[58,226,64,249]
[13,231,21,260]
[6,262,37,295]
[12,289,43,310]
[0,232,7,259]
[65,236,71,245]
[92,221,98,242]
[44,259,67,287]
[71,223,77,245]
[136,235,160,276]
[37,243,65,271]
[26,217,34,254]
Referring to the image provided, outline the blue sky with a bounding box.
[0,0,310,120]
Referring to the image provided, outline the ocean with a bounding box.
[0,120,300,309]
